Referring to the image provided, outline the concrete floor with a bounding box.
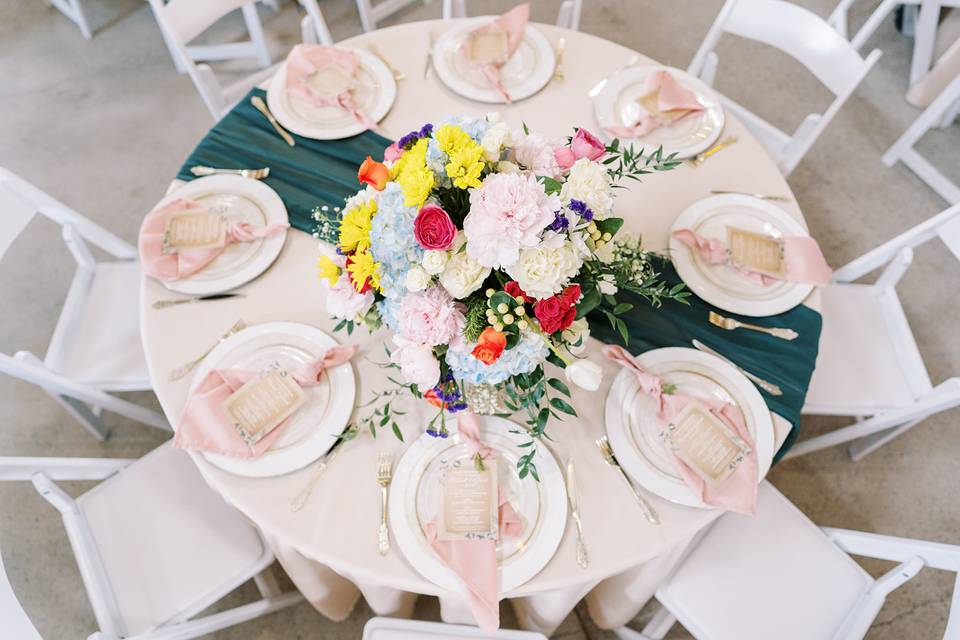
[1,0,959,638]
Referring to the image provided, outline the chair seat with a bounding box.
[363,617,548,639]
[77,442,270,636]
[804,282,929,415]
[55,261,150,391]
[656,483,873,640]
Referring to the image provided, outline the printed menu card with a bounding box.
[662,401,750,488]
[221,368,306,445]
[163,209,226,254]
[727,226,785,278]
[438,459,499,541]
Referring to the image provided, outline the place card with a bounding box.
[661,401,750,488]
[727,226,785,278]
[437,458,499,541]
[163,209,226,254]
[221,368,307,445]
[306,63,354,98]
[466,28,509,64]
[636,89,691,123]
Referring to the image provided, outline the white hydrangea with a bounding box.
[505,241,582,300]
[560,157,614,219]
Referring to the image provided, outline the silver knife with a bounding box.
[691,339,783,396]
[565,460,589,569]
[152,293,246,309]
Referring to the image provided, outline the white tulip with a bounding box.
[564,359,603,391]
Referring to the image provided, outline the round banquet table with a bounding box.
[140,19,820,635]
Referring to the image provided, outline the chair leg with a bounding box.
[641,604,677,640]
[939,96,960,128]
[613,626,657,640]
[253,565,283,598]
[909,0,941,86]
[69,0,92,39]
[847,416,926,461]
[241,3,272,69]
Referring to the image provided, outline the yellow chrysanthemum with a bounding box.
[391,139,434,207]
[446,144,485,189]
[338,198,376,253]
[345,248,381,293]
[317,254,340,286]
[433,124,474,156]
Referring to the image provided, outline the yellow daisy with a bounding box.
[338,198,376,253]
[317,254,340,286]
[345,248,381,293]
[446,144,485,189]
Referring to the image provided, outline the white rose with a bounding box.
[562,318,591,356]
[405,265,431,291]
[480,121,511,162]
[505,242,582,300]
[560,158,614,219]
[421,249,449,275]
[565,359,603,391]
[439,244,491,299]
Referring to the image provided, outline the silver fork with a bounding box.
[168,319,246,382]
[595,436,660,525]
[376,452,393,555]
[190,166,270,179]
[708,310,799,341]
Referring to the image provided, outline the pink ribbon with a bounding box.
[424,411,523,632]
[173,345,358,458]
[138,198,289,282]
[672,228,833,286]
[285,44,373,129]
[604,344,758,515]
[461,3,529,104]
[604,70,706,139]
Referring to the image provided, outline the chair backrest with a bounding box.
[0,548,42,640]
[441,0,584,30]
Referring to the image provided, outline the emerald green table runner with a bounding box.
[589,260,821,462]
[176,88,392,235]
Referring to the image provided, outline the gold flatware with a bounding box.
[251,96,295,147]
[190,166,270,180]
[168,319,246,382]
[692,339,782,396]
[153,293,246,310]
[424,30,437,79]
[708,310,799,341]
[710,189,791,202]
[552,37,567,82]
[290,427,353,512]
[690,136,738,167]
[376,451,393,555]
[588,54,641,97]
[595,436,660,525]
[566,460,588,568]
[368,44,405,80]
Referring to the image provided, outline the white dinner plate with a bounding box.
[158,175,288,296]
[267,46,396,140]
[390,416,566,594]
[432,17,556,104]
[188,322,356,478]
[604,347,774,509]
[593,65,724,159]
[669,193,813,317]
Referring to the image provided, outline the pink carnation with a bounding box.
[398,286,466,347]
[463,173,561,269]
[513,130,561,178]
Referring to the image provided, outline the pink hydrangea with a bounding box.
[398,285,466,347]
[463,173,561,269]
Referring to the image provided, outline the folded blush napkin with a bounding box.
[424,411,523,632]
[605,344,758,514]
[173,344,358,458]
[605,70,706,139]
[672,228,832,286]
[139,198,289,282]
[285,44,373,128]
[461,3,529,104]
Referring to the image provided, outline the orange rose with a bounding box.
[358,156,389,191]
[471,327,507,365]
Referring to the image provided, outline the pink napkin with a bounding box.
[173,345,358,458]
[139,198,289,282]
[604,344,758,515]
[604,70,706,138]
[424,411,523,632]
[461,3,529,104]
[672,228,832,286]
[284,44,372,128]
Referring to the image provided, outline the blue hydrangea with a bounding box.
[446,333,549,385]
[369,183,422,300]
[377,295,403,332]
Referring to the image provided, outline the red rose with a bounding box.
[471,327,507,365]
[504,280,531,303]
[413,204,457,250]
[358,156,389,191]
[533,284,581,334]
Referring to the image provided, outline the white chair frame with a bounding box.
[355,0,428,32]
[441,0,584,31]
[786,202,960,460]
[0,452,302,640]
[363,616,549,639]
[147,0,333,121]
[688,0,882,176]
[48,0,93,39]
[0,168,168,439]
[0,548,42,640]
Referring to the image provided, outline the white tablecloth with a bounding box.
[141,19,817,635]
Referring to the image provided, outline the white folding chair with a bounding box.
[783,202,960,461]
[441,0,584,31]
[0,548,42,640]
[363,617,549,639]
[147,0,334,121]
[355,0,429,32]
[0,168,168,439]
[48,0,93,39]
[614,482,960,640]
[0,442,302,640]
[688,0,882,176]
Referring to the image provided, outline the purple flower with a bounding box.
[398,123,435,150]
[547,211,569,232]
[569,199,594,222]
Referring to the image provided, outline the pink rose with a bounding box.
[571,128,606,161]
[554,147,577,171]
[413,204,457,250]
[384,142,402,162]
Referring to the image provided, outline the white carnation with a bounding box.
[560,158,614,219]
[505,241,582,300]
[439,240,491,299]
[421,249,450,275]
[405,265,431,292]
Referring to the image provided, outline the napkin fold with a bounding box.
[424,411,523,633]
[285,44,373,128]
[672,228,832,286]
[462,3,529,103]
[173,344,358,458]
[604,70,706,139]
[139,198,289,282]
[604,344,758,514]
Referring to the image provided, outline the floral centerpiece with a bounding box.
[315,114,687,478]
